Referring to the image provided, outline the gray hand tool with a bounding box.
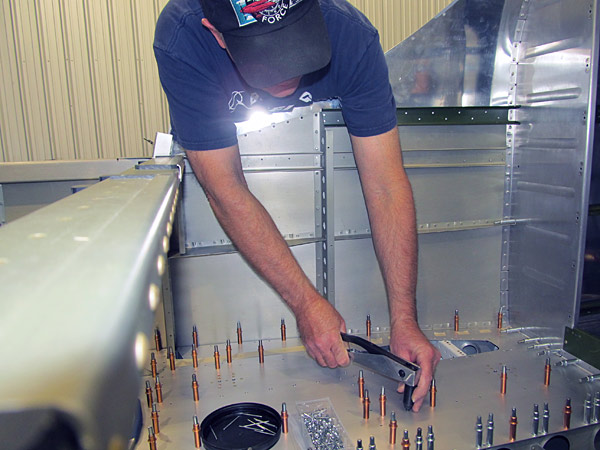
[341,332,421,411]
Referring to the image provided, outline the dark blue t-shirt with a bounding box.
[154,0,397,151]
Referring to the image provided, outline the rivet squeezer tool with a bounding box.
[341,332,421,411]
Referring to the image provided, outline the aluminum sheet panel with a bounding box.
[0,162,180,449]
[170,245,317,346]
[182,168,319,251]
[334,227,503,333]
[505,0,598,333]
[134,331,600,450]
[386,0,506,107]
[334,165,505,234]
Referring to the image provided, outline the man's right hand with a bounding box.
[294,295,350,368]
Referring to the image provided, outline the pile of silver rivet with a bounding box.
[301,408,346,450]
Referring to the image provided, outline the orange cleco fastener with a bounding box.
[454,309,460,332]
[148,426,157,450]
[544,358,552,386]
[192,345,198,369]
[192,325,198,348]
[379,386,386,417]
[281,318,287,342]
[281,403,289,434]
[193,415,201,448]
[366,314,372,337]
[214,346,221,370]
[389,412,397,445]
[192,374,199,402]
[237,321,243,345]
[151,403,160,434]
[430,378,437,408]
[155,376,163,403]
[258,340,265,364]
[145,381,153,408]
[150,352,158,379]
[226,339,232,364]
[497,307,504,329]
[358,370,365,399]
[509,408,518,442]
[168,347,176,371]
[564,398,572,429]
[363,389,370,420]
[500,365,508,395]
[154,329,162,351]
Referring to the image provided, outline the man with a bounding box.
[154,0,440,411]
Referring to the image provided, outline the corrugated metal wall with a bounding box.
[0,0,452,162]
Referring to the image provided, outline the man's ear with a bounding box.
[201,18,227,49]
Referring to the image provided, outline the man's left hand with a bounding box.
[389,321,441,412]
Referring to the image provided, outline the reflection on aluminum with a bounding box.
[431,339,499,359]
[386,0,506,107]
[382,340,498,360]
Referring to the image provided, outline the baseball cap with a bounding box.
[199,0,332,89]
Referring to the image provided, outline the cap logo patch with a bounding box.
[230,0,304,26]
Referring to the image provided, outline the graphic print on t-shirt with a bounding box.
[227,89,314,116]
[228,91,260,112]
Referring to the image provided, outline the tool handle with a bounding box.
[340,333,420,372]
[403,385,415,411]
[341,332,419,411]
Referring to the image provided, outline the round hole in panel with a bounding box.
[162,236,169,253]
[543,435,570,450]
[461,344,478,355]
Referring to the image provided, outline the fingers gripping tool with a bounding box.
[341,332,420,411]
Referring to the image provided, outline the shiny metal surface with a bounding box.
[0,159,141,223]
[174,110,508,344]
[503,0,599,333]
[170,246,309,345]
[135,330,600,450]
[386,0,506,107]
[166,2,600,448]
[0,157,181,449]
[384,0,600,335]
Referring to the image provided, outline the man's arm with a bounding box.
[351,127,441,412]
[186,145,350,368]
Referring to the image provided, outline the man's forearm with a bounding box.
[352,129,439,411]
[209,183,320,312]
[366,174,418,326]
[351,129,419,327]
